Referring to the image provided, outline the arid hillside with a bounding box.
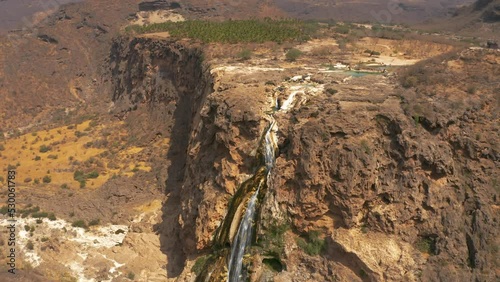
[418,0,500,38]
[0,0,498,281]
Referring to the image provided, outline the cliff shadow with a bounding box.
[153,52,212,278]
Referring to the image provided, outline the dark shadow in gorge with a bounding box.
[152,52,212,278]
[156,89,190,277]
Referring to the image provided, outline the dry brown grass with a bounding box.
[0,118,162,190]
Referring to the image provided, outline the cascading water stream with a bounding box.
[227,119,276,282]
[197,74,321,282]
[227,183,261,282]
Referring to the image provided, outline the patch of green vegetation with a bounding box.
[334,25,350,35]
[89,120,99,128]
[34,179,40,185]
[39,145,51,153]
[285,48,302,61]
[263,258,284,272]
[88,219,100,226]
[34,156,41,161]
[71,220,87,229]
[18,206,40,218]
[296,230,326,256]
[192,255,210,276]
[359,268,368,278]
[26,241,34,250]
[415,237,436,255]
[237,49,252,60]
[467,86,477,95]
[413,114,421,127]
[364,49,381,56]
[74,170,96,187]
[32,211,49,218]
[0,205,9,214]
[47,154,58,159]
[127,272,135,280]
[326,88,338,95]
[42,175,52,184]
[360,140,371,154]
[86,171,99,179]
[126,19,318,43]
[75,131,86,138]
[61,183,69,189]
[257,221,290,258]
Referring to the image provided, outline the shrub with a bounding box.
[467,86,477,94]
[0,144,4,151]
[192,256,209,275]
[86,171,99,179]
[75,131,86,138]
[39,145,51,153]
[360,140,371,154]
[335,25,350,34]
[32,212,49,218]
[61,183,69,189]
[0,205,8,214]
[74,170,85,182]
[296,230,326,256]
[326,88,338,95]
[71,220,87,228]
[258,221,290,258]
[285,48,302,62]
[88,219,100,226]
[237,49,252,60]
[34,179,40,184]
[89,120,99,127]
[415,237,436,255]
[47,154,58,159]
[41,237,49,242]
[26,241,34,250]
[0,176,4,183]
[42,175,52,184]
[34,156,41,161]
[127,272,135,280]
[48,213,56,221]
[402,76,418,88]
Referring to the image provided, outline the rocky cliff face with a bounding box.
[109,36,499,282]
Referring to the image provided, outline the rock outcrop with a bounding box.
[110,38,499,281]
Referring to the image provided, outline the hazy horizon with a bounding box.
[0,0,82,34]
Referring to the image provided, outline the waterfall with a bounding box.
[227,119,276,282]
[227,184,261,282]
[263,119,276,172]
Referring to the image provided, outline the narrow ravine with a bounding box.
[197,74,321,282]
[227,117,277,281]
